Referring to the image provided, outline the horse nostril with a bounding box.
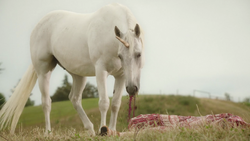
[126,86,129,92]
[134,86,138,92]
[126,86,138,95]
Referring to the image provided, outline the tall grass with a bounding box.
[1,122,250,141]
[1,95,249,140]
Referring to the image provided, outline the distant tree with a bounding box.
[25,96,35,107]
[0,62,3,74]
[51,74,98,102]
[82,83,99,98]
[51,75,72,102]
[11,79,35,107]
[224,93,231,101]
[0,93,6,109]
[244,97,250,103]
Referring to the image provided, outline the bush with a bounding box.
[25,97,35,107]
[51,75,98,102]
[0,93,6,109]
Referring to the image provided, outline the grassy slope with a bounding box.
[19,98,99,126]
[1,95,249,141]
[19,95,250,131]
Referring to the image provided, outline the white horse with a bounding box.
[0,3,144,135]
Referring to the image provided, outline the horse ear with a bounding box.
[114,26,121,37]
[134,24,140,37]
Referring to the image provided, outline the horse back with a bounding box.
[30,3,138,76]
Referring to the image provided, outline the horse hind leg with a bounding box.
[38,72,53,133]
[69,73,95,135]
[34,57,57,134]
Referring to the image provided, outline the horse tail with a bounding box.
[0,64,37,133]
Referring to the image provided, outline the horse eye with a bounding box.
[136,53,141,58]
[118,54,123,60]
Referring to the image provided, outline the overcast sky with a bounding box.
[1,0,250,105]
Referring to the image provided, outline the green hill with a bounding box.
[19,95,250,132]
[19,98,99,127]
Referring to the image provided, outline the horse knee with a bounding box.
[42,97,51,112]
[70,96,81,109]
[111,102,121,113]
[99,98,110,111]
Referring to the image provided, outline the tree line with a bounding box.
[0,63,98,108]
[51,75,98,102]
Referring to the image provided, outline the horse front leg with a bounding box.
[95,67,110,129]
[109,75,125,131]
[69,73,95,135]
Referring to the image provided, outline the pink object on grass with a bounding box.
[128,113,250,130]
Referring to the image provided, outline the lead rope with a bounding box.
[133,95,136,117]
[128,95,137,123]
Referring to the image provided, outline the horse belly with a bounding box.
[55,49,96,76]
[52,38,96,76]
[69,63,96,76]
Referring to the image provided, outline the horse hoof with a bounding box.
[100,126,108,136]
[89,130,96,136]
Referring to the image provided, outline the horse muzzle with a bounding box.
[126,85,138,96]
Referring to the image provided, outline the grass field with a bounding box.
[19,98,99,126]
[1,95,250,140]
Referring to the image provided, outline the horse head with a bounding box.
[114,24,144,96]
